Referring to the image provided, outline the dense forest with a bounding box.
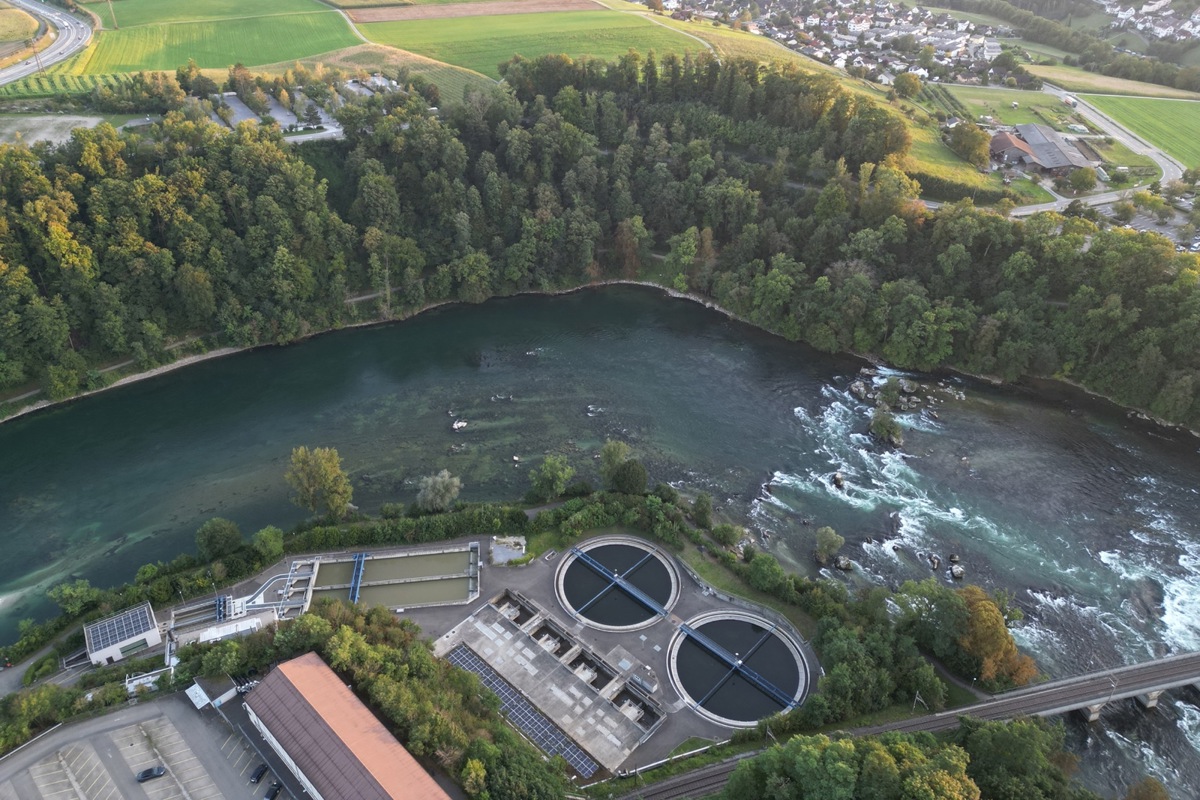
[0,52,1198,427]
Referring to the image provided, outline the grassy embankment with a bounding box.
[1082,94,1200,168]
[0,2,38,43]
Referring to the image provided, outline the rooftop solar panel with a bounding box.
[84,602,155,653]
[447,645,600,778]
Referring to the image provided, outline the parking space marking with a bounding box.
[60,741,121,800]
[141,717,225,800]
[28,757,79,800]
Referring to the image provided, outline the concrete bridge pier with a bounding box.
[1080,703,1106,722]
[1137,690,1163,710]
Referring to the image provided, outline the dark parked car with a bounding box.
[250,764,269,784]
[264,780,283,800]
[136,766,166,783]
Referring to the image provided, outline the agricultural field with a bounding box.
[77,11,359,72]
[81,0,325,30]
[325,0,500,8]
[360,11,694,78]
[0,2,38,43]
[1026,63,1200,99]
[1082,95,1200,167]
[0,70,132,98]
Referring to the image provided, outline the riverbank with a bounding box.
[3,279,1196,441]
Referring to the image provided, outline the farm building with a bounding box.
[243,652,449,800]
[990,124,1097,175]
[84,602,161,666]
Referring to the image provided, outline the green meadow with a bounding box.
[1083,95,1200,168]
[79,12,359,72]
[84,0,326,30]
[360,11,696,78]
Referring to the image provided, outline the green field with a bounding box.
[942,85,1083,129]
[1082,95,1200,167]
[79,12,358,72]
[361,11,696,78]
[84,0,328,29]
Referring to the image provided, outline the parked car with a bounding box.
[136,766,166,783]
[264,780,283,800]
[250,764,269,784]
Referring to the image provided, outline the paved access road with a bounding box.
[0,0,92,87]
[617,651,1200,800]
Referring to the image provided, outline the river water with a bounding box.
[1,286,1197,795]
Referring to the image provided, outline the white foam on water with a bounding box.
[1179,703,1200,758]
[1104,728,1184,790]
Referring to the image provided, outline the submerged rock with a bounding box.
[833,471,846,490]
[834,556,853,571]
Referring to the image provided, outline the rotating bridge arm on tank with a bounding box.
[569,547,668,618]
[348,553,368,604]
[680,623,797,709]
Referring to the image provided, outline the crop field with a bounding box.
[360,11,695,78]
[1026,63,1200,99]
[1082,95,1200,167]
[0,4,37,43]
[0,71,132,98]
[78,12,358,72]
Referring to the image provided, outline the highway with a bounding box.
[0,0,92,87]
[617,651,1200,800]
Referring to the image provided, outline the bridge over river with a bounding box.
[618,651,1200,800]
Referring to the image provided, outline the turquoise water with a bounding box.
[2,285,1199,794]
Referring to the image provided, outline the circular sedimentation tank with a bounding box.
[668,611,808,727]
[556,536,679,631]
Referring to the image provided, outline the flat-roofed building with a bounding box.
[243,652,450,800]
[84,602,161,666]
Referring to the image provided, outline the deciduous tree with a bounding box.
[285,446,353,519]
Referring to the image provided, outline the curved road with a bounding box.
[0,0,92,86]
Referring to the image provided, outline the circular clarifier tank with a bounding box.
[668,611,808,727]
[556,536,679,631]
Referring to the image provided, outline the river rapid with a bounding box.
[1,286,1197,796]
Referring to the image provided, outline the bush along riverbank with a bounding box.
[1,54,1199,431]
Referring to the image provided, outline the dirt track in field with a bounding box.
[348,0,599,22]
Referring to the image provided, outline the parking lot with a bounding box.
[0,695,294,800]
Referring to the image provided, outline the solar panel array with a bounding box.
[447,645,600,778]
[85,602,154,652]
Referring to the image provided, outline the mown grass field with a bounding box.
[360,11,694,78]
[1026,63,1200,99]
[1082,95,1200,167]
[942,85,1085,130]
[0,4,37,43]
[78,12,359,72]
[82,0,324,30]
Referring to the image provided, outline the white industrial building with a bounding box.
[84,602,161,666]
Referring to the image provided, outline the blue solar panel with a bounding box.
[447,645,600,778]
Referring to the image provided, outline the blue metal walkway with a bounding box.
[348,553,368,604]
[570,547,668,618]
[681,623,796,710]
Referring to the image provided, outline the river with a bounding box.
[1,285,1197,796]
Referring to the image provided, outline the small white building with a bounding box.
[84,602,161,666]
